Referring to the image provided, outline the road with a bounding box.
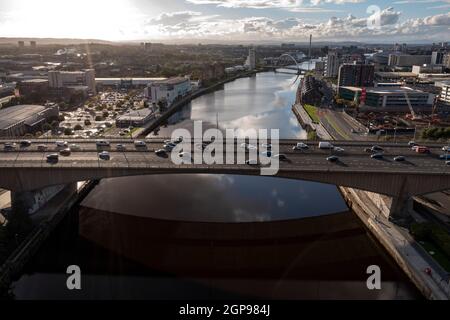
[0,139,448,174]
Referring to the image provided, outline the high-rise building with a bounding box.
[48,69,96,94]
[325,51,339,77]
[245,48,256,70]
[443,53,450,69]
[338,63,375,87]
[431,51,444,65]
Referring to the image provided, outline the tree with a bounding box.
[64,128,73,135]
[74,124,83,131]
[84,119,91,126]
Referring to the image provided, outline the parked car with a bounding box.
[37,144,48,151]
[163,143,176,151]
[245,159,258,165]
[98,151,110,160]
[394,156,406,162]
[439,154,450,160]
[441,146,450,152]
[55,141,68,147]
[334,147,345,152]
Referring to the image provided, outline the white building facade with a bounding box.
[48,69,96,93]
[144,77,191,106]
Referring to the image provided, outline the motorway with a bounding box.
[0,139,449,174]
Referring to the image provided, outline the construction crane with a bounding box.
[404,91,421,121]
[429,95,440,126]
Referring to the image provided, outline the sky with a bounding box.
[0,0,449,43]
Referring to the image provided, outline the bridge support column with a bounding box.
[11,183,76,216]
[388,195,414,221]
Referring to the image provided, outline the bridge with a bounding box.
[0,139,449,219]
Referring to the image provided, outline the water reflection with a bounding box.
[81,174,348,223]
[152,72,306,139]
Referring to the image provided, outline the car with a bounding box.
[46,153,59,162]
[178,152,191,159]
[261,151,272,157]
[273,154,287,161]
[134,140,146,147]
[20,140,32,147]
[173,136,183,144]
[37,144,48,151]
[116,144,126,151]
[55,141,68,147]
[155,149,166,156]
[446,161,450,166]
[326,156,339,162]
[442,146,450,152]
[408,141,417,147]
[261,143,272,150]
[371,145,384,152]
[371,153,384,159]
[319,142,334,149]
[293,142,308,150]
[69,144,82,151]
[3,143,16,151]
[414,146,430,154]
[163,143,176,151]
[98,151,110,160]
[394,156,406,162]
[96,140,110,147]
[334,147,345,152]
[439,154,450,160]
[59,148,71,156]
[245,159,258,165]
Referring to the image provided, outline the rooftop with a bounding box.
[341,86,427,94]
[0,104,48,130]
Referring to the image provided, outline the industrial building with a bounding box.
[0,104,59,137]
[338,63,374,87]
[339,86,434,112]
[144,77,191,106]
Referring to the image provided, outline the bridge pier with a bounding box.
[388,195,414,222]
[11,183,77,216]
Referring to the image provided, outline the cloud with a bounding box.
[144,8,450,42]
[186,0,364,10]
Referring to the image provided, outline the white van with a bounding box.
[319,142,334,149]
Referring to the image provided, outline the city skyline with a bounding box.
[0,0,449,43]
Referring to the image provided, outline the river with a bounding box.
[10,72,421,300]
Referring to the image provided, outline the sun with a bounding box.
[3,0,144,40]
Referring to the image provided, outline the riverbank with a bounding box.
[0,180,98,296]
[292,102,450,299]
[137,70,261,138]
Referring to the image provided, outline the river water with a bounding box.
[10,72,421,300]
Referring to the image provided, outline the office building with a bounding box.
[339,86,434,112]
[0,104,59,137]
[245,48,256,71]
[431,51,444,65]
[388,54,431,67]
[325,51,339,77]
[48,69,96,94]
[116,109,155,128]
[436,80,450,107]
[18,79,49,99]
[338,63,375,87]
[145,77,191,106]
[411,64,444,75]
